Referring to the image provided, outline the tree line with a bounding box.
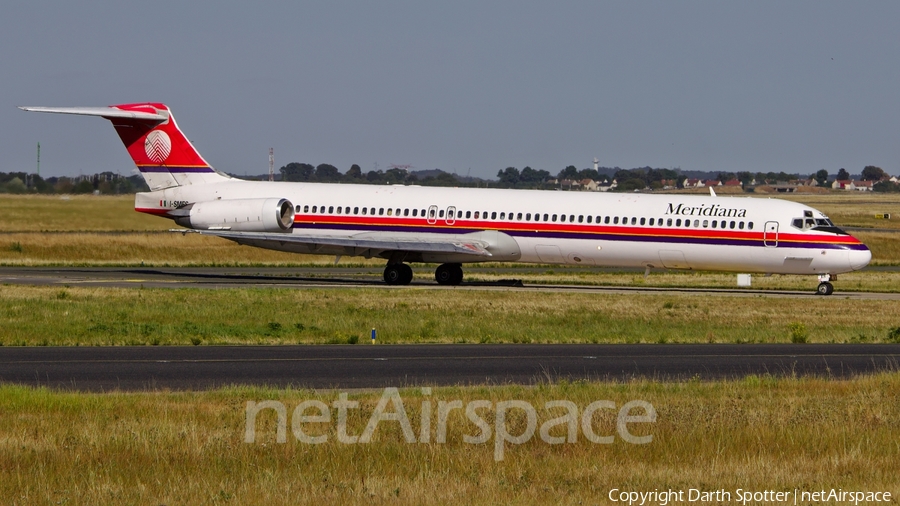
[2,163,895,194]
[0,172,149,194]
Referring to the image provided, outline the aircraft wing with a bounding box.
[173,229,493,257]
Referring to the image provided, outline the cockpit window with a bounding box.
[792,213,846,234]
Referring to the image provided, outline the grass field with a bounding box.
[2,375,898,505]
[2,193,898,503]
[2,285,899,346]
[2,193,900,267]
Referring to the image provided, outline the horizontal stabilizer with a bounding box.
[18,106,168,122]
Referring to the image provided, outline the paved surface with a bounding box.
[1,344,897,391]
[2,266,900,299]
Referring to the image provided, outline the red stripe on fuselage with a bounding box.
[291,214,864,247]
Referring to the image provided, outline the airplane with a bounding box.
[20,102,871,295]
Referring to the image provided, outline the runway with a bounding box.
[2,266,900,299]
[1,344,898,391]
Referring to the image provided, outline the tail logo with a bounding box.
[144,130,172,163]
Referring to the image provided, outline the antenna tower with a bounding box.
[268,148,274,181]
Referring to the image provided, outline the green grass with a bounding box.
[2,285,899,346]
[2,375,898,505]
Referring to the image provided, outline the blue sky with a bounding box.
[3,1,898,178]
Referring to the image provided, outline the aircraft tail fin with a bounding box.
[19,103,232,191]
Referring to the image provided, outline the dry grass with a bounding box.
[1,285,898,346]
[0,232,360,266]
[0,194,166,232]
[1,193,899,265]
[1,375,898,505]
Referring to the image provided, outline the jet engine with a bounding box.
[173,198,294,232]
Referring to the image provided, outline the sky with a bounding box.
[3,1,899,179]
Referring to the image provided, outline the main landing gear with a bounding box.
[383,263,413,285]
[434,263,463,286]
[382,262,464,286]
[816,274,835,296]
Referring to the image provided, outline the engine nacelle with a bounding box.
[174,198,294,232]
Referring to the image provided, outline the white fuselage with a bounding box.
[137,180,871,276]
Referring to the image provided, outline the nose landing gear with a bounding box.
[816,274,835,296]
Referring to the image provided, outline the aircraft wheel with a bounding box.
[384,263,412,285]
[435,263,463,285]
[399,264,414,284]
[816,282,834,296]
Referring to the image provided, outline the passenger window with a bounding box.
[739,222,744,230]
[693,220,699,227]
[649,218,654,226]
[362,207,367,215]
[559,215,565,223]
[474,211,480,219]
[500,212,506,220]
[404,209,409,216]
[448,209,455,218]
[338,207,344,215]
[466,211,471,219]
[311,206,317,213]
[429,209,436,218]
[676,219,682,226]
[604,216,610,224]
[586,216,592,223]
[702,220,708,228]
[748,222,754,230]
[303,205,309,213]
[526,213,532,220]
[578,215,584,223]
[711,220,717,228]
[491,212,497,219]
[517,213,523,220]
[439,210,445,218]
[543,214,549,221]
[569,215,575,222]
[387,209,392,216]
[614,217,619,224]
[353,207,358,214]
[667,218,673,226]
[640,217,646,225]
[295,205,301,213]
[327,206,333,213]
[378,208,384,215]
[552,214,558,222]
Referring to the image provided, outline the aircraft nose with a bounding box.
[849,247,871,271]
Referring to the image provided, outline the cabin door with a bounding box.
[764,221,779,247]
[445,206,456,225]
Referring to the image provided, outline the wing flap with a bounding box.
[172,229,493,257]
